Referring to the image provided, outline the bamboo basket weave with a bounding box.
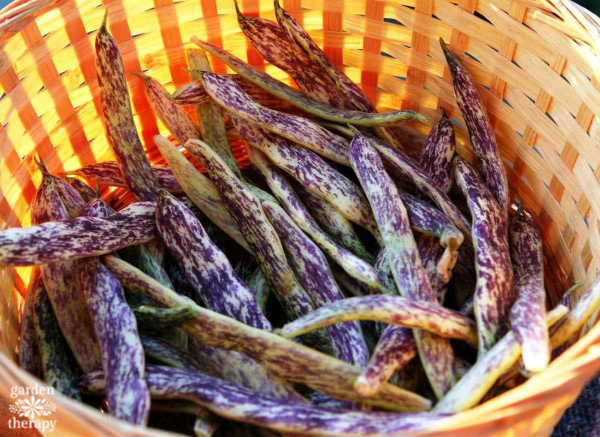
[0,0,598,435]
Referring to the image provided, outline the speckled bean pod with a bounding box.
[440,39,508,213]
[0,202,156,266]
[18,273,43,378]
[263,200,369,366]
[192,38,425,126]
[156,189,270,329]
[102,256,430,411]
[154,135,249,251]
[419,111,456,194]
[134,305,197,331]
[196,71,350,165]
[95,13,159,201]
[454,156,514,355]
[81,366,444,436]
[350,133,455,399]
[434,305,568,413]
[67,161,184,195]
[279,295,477,347]
[231,116,378,236]
[509,210,549,372]
[66,177,97,203]
[250,148,382,291]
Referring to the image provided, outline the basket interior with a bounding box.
[0,0,598,360]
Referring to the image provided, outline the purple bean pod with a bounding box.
[419,111,456,194]
[355,325,416,396]
[440,39,509,214]
[82,366,445,436]
[102,256,430,411]
[250,148,381,291]
[263,200,369,366]
[18,273,43,378]
[0,202,156,266]
[192,37,425,126]
[454,156,514,355]
[196,71,350,165]
[66,177,97,203]
[67,161,184,195]
[231,116,378,236]
[156,189,270,329]
[509,209,549,372]
[349,133,455,399]
[95,13,159,201]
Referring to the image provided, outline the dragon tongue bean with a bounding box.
[95,13,159,201]
[191,38,425,127]
[440,39,509,214]
[349,132,455,399]
[509,209,549,372]
[454,156,514,355]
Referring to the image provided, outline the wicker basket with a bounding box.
[0,0,598,435]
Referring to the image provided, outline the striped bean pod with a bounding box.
[272,0,405,149]
[154,135,249,251]
[78,198,150,424]
[355,325,416,396]
[82,366,444,437]
[295,183,373,261]
[67,161,184,195]
[250,148,382,291]
[550,277,600,351]
[0,202,156,266]
[419,111,456,194]
[196,71,350,165]
[187,49,241,177]
[434,305,568,413]
[235,6,346,107]
[18,273,43,378]
[509,209,549,372]
[31,162,101,373]
[440,39,509,214]
[184,139,317,325]
[350,133,455,399]
[103,256,430,411]
[136,73,202,145]
[156,189,270,330]
[263,200,369,366]
[32,157,85,223]
[400,190,463,283]
[454,156,514,355]
[33,286,81,400]
[416,235,448,302]
[79,256,149,424]
[66,177,97,203]
[231,116,378,237]
[280,295,477,347]
[366,133,471,238]
[192,38,425,126]
[171,76,295,113]
[95,13,159,201]
[189,339,303,402]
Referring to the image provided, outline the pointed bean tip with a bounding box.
[100,9,109,31]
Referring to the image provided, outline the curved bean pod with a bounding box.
[95,13,159,201]
[350,133,455,399]
[454,156,513,355]
[156,190,270,329]
[102,256,431,411]
[82,366,444,436]
[440,39,508,213]
[280,295,477,347]
[509,210,549,372]
[419,111,456,194]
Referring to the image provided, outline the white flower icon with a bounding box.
[10,396,56,419]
